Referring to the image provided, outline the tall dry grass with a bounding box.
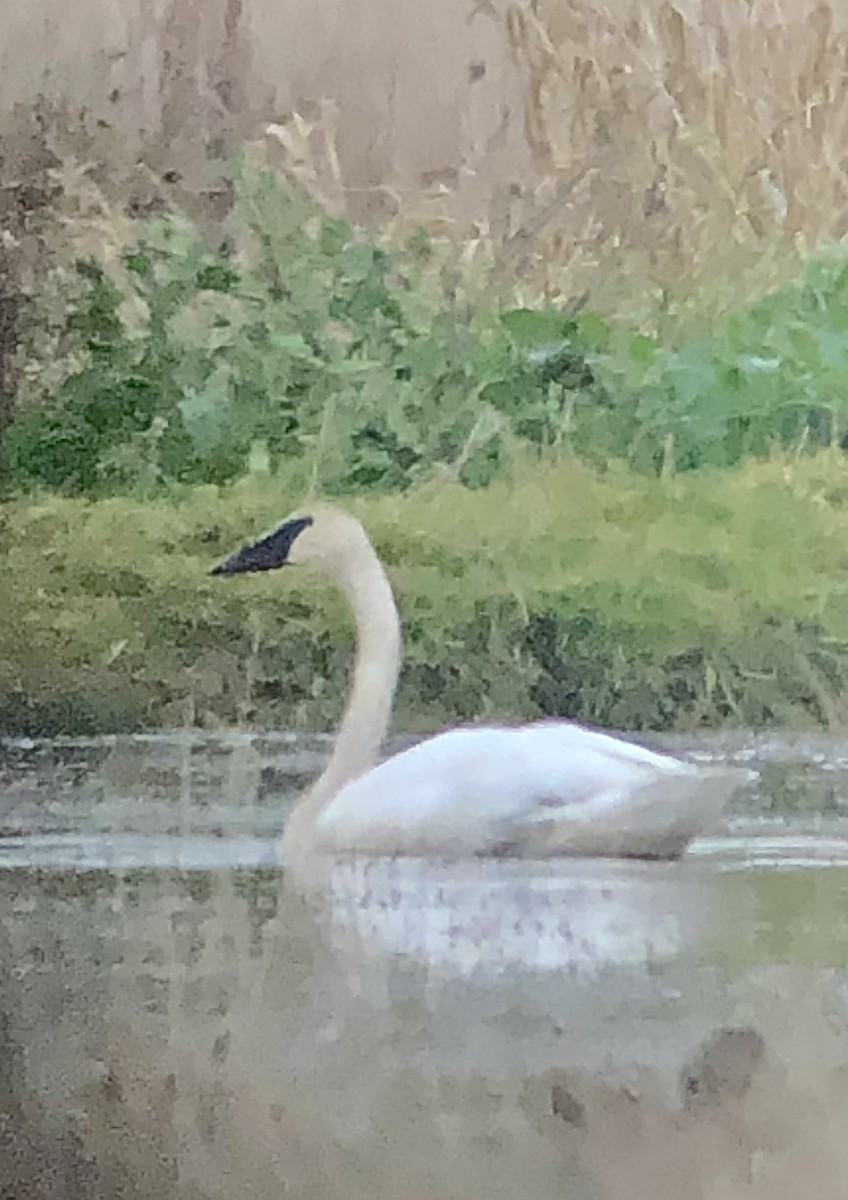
[4,2,848,328]
[498,0,848,309]
[258,2,848,315]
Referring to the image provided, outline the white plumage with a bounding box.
[313,723,739,859]
[212,506,745,860]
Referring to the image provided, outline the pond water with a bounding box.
[2,730,848,1199]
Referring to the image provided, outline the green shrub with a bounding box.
[7,166,848,500]
[2,169,607,498]
[594,247,848,473]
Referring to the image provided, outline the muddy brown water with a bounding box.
[2,730,848,1199]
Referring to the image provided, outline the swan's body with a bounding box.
[212,506,744,860]
[295,724,735,859]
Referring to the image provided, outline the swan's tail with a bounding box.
[532,766,750,861]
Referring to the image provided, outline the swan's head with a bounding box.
[210,505,372,577]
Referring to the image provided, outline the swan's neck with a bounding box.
[323,555,401,791]
[285,547,401,849]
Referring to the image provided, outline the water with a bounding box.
[2,731,848,1199]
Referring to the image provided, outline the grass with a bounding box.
[3,452,848,737]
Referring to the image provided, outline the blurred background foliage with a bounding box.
[3,0,848,735]
[5,167,848,501]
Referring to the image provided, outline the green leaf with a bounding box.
[177,368,234,457]
[269,332,321,363]
[500,308,577,348]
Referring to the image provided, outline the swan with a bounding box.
[211,506,745,860]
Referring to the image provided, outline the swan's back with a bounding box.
[308,722,743,860]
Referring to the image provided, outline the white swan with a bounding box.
[212,506,745,860]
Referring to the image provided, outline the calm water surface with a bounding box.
[2,730,848,1199]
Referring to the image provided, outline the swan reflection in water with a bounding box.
[295,852,716,982]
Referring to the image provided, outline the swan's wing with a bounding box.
[499,724,742,857]
[314,723,744,858]
[316,727,550,853]
[505,725,742,857]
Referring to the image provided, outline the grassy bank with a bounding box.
[3,453,848,737]
[3,158,848,740]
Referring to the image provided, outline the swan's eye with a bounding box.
[210,515,314,575]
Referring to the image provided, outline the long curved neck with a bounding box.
[321,552,401,795]
[284,542,401,849]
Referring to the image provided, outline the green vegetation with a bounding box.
[4,169,848,736]
[2,455,848,736]
[3,170,608,498]
[6,170,848,500]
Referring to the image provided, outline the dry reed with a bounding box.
[499,0,848,308]
[256,2,848,315]
[6,3,848,328]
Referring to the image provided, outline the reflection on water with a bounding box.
[2,732,848,1198]
[309,855,715,979]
